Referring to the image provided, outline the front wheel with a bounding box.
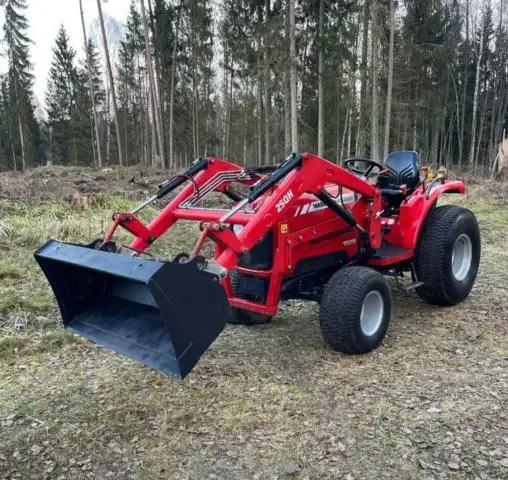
[415,205,480,306]
[319,267,392,354]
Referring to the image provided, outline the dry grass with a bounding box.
[0,168,507,479]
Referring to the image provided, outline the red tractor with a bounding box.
[35,151,480,379]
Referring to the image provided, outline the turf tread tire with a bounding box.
[415,204,480,306]
[319,266,392,354]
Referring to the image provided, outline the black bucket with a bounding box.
[34,240,228,379]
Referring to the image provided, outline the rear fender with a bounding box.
[399,181,465,249]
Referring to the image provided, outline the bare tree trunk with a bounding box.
[494,95,508,157]
[144,103,150,165]
[226,68,234,159]
[459,0,470,168]
[18,115,26,170]
[106,87,110,165]
[257,52,263,165]
[413,94,418,151]
[347,28,357,158]
[123,109,128,165]
[402,106,409,148]
[354,11,362,154]
[204,55,212,157]
[358,0,370,155]
[317,0,325,156]
[476,87,490,169]
[284,81,291,153]
[11,134,17,170]
[222,61,233,159]
[371,0,380,161]
[264,0,272,163]
[96,0,124,166]
[347,106,352,157]
[90,113,97,165]
[488,98,496,165]
[289,0,298,151]
[168,4,181,169]
[383,0,395,158]
[80,0,102,167]
[221,56,228,158]
[340,107,349,161]
[284,0,291,153]
[243,78,251,164]
[147,0,166,158]
[336,62,343,162]
[469,12,484,169]
[72,114,78,166]
[395,109,401,148]
[243,132,247,165]
[355,99,362,154]
[141,0,165,166]
[13,78,26,169]
[148,84,157,167]
[192,33,199,159]
[449,65,461,165]
[431,120,439,165]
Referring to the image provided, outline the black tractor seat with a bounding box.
[377,151,420,205]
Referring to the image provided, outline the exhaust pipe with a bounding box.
[34,240,228,379]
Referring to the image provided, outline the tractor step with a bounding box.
[392,261,424,291]
[368,242,414,266]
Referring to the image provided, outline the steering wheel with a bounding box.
[344,157,385,178]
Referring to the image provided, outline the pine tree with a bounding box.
[152,0,178,166]
[117,36,139,165]
[83,38,106,165]
[2,0,40,169]
[45,25,79,165]
[86,39,106,110]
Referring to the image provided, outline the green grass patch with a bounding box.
[0,262,23,279]
[0,284,53,313]
[0,334,27,360]
[0,328,80,362]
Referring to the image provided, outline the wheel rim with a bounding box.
[360,290,384,336]
[451,233,473,281]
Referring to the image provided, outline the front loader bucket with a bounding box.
[34,240,228,379]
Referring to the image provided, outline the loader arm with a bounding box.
[115,153,382,266]
[103,152,383,320]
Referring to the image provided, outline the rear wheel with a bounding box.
[319,267,392,353]
[227,270,273,325]
[415,205,480,306]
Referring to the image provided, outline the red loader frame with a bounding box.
[101,152,464,317]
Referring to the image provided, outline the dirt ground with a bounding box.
[0,166,507,480]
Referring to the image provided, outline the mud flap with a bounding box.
[34,240,228,379]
